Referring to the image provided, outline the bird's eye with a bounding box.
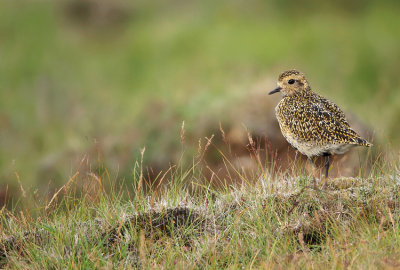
[288,79,295,85]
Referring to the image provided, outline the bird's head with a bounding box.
[269,69,310,97]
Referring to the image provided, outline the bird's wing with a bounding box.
[317,96,351,128]
[281,98,330,143]
[311,96,367,145]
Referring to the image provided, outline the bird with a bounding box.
[269,69,372,181]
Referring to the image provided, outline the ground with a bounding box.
[1,160,399,268]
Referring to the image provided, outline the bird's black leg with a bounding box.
[308,157,316,167]
[323,152,331,178]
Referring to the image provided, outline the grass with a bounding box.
[1,143,399,268]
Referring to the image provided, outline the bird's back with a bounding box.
[275,90,371,157]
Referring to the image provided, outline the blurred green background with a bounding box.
[1,0,400,203]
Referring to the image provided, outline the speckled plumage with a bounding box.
[270,70,371,160]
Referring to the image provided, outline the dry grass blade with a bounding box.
[45,171,79,211]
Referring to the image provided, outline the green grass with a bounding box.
[1,146,399,268]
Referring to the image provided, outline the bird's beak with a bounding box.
[269,86,281,95]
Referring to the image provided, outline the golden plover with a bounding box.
[269,69,372,179]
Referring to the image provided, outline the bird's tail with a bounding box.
[356,137,373,147]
